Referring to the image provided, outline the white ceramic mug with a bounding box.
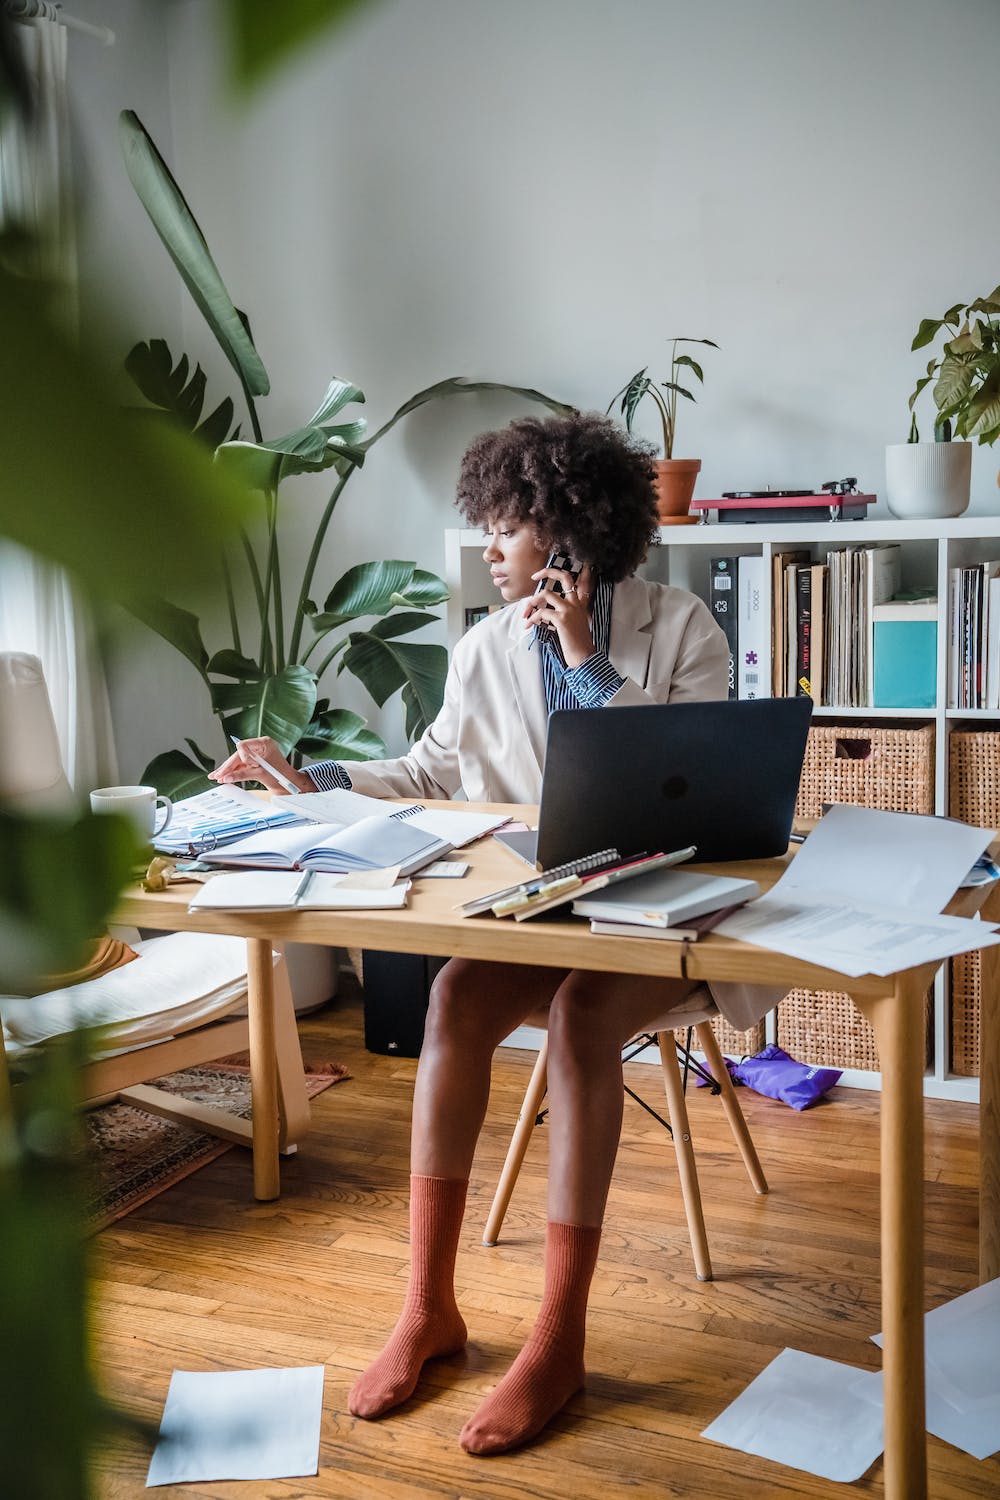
[90,784,172,841]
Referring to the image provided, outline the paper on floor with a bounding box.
[701,1347,883,1483]
[146,1366,324,1486]
[867,1277,1000,1460]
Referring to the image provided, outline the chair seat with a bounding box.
[2,932,251,1054]
[524,982,716,1037]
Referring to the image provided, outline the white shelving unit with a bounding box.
[446,518,1000,1103]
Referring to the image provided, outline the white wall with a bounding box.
[69,0,1000,776]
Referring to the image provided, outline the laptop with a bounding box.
[495,697,813,870]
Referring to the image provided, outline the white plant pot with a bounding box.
[885,441,972,519]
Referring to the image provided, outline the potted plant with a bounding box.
[886,287,1000,519]
[608,336,718,522]
[119,111,572,798]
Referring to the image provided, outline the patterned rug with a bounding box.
[85,1057,349,1231]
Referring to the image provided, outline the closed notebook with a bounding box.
[572,868,759,926]
[188,870,410,911]
[198,815,449,877]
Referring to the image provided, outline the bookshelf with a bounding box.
[445,517,1000,1103]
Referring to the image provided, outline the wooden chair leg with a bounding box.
[657,1030,713,1281]
[697,1020,768,1195]
[483,1036,550,1247]
[272,952,311,1154]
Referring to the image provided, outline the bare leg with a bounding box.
[349,958,565,1420]
[461,970,697,1455]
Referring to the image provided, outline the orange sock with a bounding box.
[460,1220,601,1455]
[349,1175,468,1420]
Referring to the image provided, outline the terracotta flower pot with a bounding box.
[654,458,701,523]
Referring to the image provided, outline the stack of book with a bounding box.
[949,560,1000,709]
[571,868,760,940]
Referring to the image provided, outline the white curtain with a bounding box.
[0,14,118,792]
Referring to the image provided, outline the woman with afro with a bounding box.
[212,411,731,1455]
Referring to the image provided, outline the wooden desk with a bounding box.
[116,802,999,1500]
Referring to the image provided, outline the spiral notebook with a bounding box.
[458,847,696,920]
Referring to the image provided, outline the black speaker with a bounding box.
[361,950,448,1057]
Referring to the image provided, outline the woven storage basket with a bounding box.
[948,728,1000,826]
[949,952,980,1077]
[776,987,932,1071]
[795,722,935,820]
[673,1014,765,1060]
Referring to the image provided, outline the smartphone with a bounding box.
[534,551,580,599]
[532,551,581,639]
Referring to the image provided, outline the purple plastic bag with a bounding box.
[734,1044,842,1111]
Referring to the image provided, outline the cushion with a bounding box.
[1,932,251,1050]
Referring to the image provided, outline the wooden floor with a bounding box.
[92,979,994,1499]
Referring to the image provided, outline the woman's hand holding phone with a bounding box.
[524,556,596,667]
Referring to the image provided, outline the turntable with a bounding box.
[691,479,875,524]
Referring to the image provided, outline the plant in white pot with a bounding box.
[886,287,1000,519]
[608,337,718,522]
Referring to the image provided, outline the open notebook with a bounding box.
[198,814,449,877]
[189,871,411,912]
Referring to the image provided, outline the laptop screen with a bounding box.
[522,697,812,869]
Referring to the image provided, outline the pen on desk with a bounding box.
[230,736,302,796]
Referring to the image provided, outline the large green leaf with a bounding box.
[226,0,375,91]
[296,707,387,761]
[141,747,215,800]
[962,368,1000,443]
[308,378,366,426]
[125,338,237,447]
[127,597,209,673]
[119,111,270,400]
[206,649,261,678]
[933,355,976,416]
[362,377,575,450]
[315,560,419,627]
[215,419,367,490]
[342,630,448,740]
[390,568,450,608]
[0,266,252,605]
[211,665,317,752]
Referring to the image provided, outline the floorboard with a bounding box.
[91,976,993,1499]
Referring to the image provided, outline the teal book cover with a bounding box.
[872,610,937,708]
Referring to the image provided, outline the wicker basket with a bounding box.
[949,728,1000,826]
[777,989,880,1071]
[945,729,1000,1079]
[949,954,981,1076]
[795,722,935,820]
[776,986,933,1071]
[673,1014,765,1060]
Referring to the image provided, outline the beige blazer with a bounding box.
[345,576,731,803]
[339,576,775,1030]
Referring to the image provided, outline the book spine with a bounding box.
[736,555,766,700]
[709,557,739,699]
[795,564,812,696]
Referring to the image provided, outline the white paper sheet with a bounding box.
[701,1348,884,1482]
[716,806,999,977]
[145,1366,324,1486]
[867,1278,1000,1458]
[853,1369,1000,1463]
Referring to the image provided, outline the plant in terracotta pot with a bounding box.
[886,287,1000,519]
[608,337,718,522]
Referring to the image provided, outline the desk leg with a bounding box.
[246,938,280,1202]
[863,974,929,1500]
[978,897,1000,1282]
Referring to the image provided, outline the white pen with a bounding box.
[230,736,303,796]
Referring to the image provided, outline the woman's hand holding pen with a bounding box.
[523,561,595,667]
[208,735,313,795]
